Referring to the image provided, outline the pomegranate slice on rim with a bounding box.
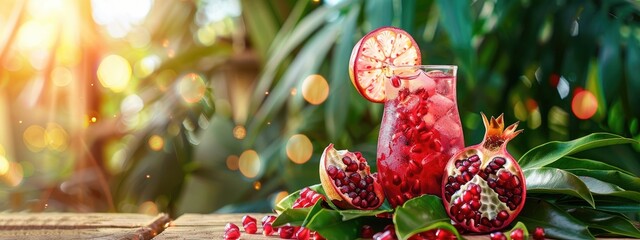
[349,26,421,103]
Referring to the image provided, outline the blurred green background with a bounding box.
[0,0,638,217]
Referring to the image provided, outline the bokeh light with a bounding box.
[148,135,164,151]
[301,74,329,105]
[238,150,260,178]
[253,181,261,190]
[45,123,69,151]
[286,134,313,164]
[98,54,132,92]
[138,201,159,215]
[178,73,206,103]
[0,156,9,176]
[273,191,289,207]
[51,67,73,87]
[226,155,239,171]
[23,125,47,152]
[91,0,153,38]
[17,20,56,54]
[232,125,246,140]
[1,162,24,187]
[572,90,598,120]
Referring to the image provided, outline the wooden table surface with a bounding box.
[0,213,634,239]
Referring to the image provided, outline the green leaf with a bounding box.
[239,0,279,59]
[246,18,343,144]
[568,208,640,238]
[518,133,638,169]
[326,3,360,141]
[547,156,635,176]
[598,21,622,103]
[548,157,640,192]
[579,176,640,202]
[273,207,313,227]
[557,196,640,213]
[305,208,364,240]
[435,0,475,80]
[626,31,640,116]
[337,208,393,221]
[275,184,324,213]
[394,195,461,240]
[517,199,594,240]
[250,2,350,110]
[364,0,393,30]
[524,168,595,208]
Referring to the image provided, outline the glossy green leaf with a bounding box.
[518,133,638,169]
[557,196,640,213]
[326,3,360,141]
[246,18,343,143]
[273,207,313,227]
[598,21,622,103]
[305,208,364,240]
[547,156,635,176]
[239,0,278,59]
[524,168,595,207]
[435,0,475,80]
[568,208,640,238]
[364,0,392,30]
[275,184,324,213]
[251,2,351,109]
[517,199,594,240]
[337,208,393,221]
[548,157,640,192]
[626,31,640,116]
[394,195,461,240]
[579,176,640,202]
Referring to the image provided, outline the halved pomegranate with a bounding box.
[319,144,384,210]
[442,113,526,233]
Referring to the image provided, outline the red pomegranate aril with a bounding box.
[442,114,526,233]
[244,221,257,234]
[242,215,257,234]
[533,227,545,240]
[490,231,506,240]
[361,225,374,238]
[262,215,276,226]
[263,223,275,236]
[510,228,524,240]
[292,187,325,209]
[224,228,241,240]
[373,230,396,240]
[295,227,310,240]
[279,225,295,239]
[225,223,239,232]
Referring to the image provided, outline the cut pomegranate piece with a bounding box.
[442,113,526,233]
[349,27,421,103]
[319,144,385,210]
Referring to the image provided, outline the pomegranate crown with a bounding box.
[480,113,523,151]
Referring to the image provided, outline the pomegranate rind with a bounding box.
[319,144,385,210]
[349,26,421,103]
[441,113,526,233]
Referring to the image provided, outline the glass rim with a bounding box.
[389,64,457,70]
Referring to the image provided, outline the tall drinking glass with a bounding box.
[376,65,464,207]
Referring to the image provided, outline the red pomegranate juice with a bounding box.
[377,66,464,207]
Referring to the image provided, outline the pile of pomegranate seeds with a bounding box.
[224,188,328,239]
